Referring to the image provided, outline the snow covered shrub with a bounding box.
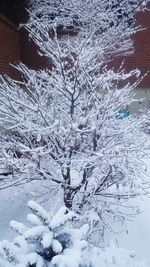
[0,200,88,267]
[0,200,148,267]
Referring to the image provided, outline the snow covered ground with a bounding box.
[106,196,150,264]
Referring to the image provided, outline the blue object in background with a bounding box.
[116,108,131,120]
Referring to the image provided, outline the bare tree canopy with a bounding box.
[0,0,150,235]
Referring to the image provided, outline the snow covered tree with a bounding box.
[27,0,149,31]
[0,200,89,267]
[0,0,149,235]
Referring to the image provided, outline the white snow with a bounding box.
[52,239,63,254]
[41,231,53,248]
[50,207,76,229]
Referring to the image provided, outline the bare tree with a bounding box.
[0,0,149,232]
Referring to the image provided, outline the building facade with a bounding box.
[0,0,44,79]
[0,1,22,78]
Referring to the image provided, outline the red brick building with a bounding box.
[112,8,150,89]
[0,0,45,79]
[0,1,150,90]
[0,1,22,79]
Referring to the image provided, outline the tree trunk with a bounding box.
[64,188,75,209]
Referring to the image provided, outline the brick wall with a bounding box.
[0,15,20,79]
[132,9,150,87]
[109,9,150,88]
[20,29,50,70]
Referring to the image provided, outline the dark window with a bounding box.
[0,0,14,22]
